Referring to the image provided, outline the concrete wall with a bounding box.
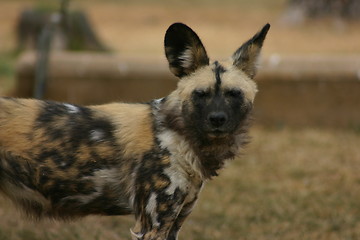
[255,55,360,128]
[15,52,177,104]
[15,52,360,128]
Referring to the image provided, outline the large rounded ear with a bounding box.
[232,23,270,78]
[164,23,209,78]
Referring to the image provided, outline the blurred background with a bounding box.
[0,0,359,239]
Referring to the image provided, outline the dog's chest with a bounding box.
[154,128,204,200]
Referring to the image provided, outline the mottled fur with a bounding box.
[0,23,269,240]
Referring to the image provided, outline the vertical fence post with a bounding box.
[33,0,70,99]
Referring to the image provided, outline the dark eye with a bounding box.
[193,89,210,98]
[225,89,243,98]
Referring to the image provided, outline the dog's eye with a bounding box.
[225,89,243,98]
[193,89,210,98]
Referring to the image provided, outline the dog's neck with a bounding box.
[151,98,251,179]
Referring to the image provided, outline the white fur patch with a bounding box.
[164,166,189,195]
[130,228,144,239]
[232,49,243,63]
[153,97,164,105]
[90,129,104,142]
[145,192,160,227]
[178,47,193,69]
[129,164,141,208]
[63,103,79,114]
[157,129,203,180]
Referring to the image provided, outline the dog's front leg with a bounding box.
[131,190,187,240]
[166,196,198,240]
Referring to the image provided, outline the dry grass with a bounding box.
[1,0,360,56]
[77,0,360,57]
[0,127,359,240]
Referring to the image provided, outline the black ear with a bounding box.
[164,23,209,78]
[232,23,270,78]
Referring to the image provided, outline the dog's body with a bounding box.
[0,23,269,240]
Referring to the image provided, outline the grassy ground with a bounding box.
[0,127,359,240]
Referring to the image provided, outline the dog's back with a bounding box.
[0,98,155,219]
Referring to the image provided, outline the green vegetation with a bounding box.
[0,52,16,95]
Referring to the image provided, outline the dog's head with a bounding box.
[163,23,270,140]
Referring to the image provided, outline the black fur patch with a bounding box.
[163,84,253,178]
[15,101,134,216]
[35,101,116,148]
[133,147,171,223]
[0,150,36,190]
[232,23,270,78]
[164,23,209,78]
[213,61,226,92]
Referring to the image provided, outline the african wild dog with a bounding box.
[0,23,269,239]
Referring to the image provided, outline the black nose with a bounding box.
[208,112,228,127]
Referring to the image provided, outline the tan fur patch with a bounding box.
[0,99,43,155]
[158,203,168,212]
[168,60,258,105]
[153,176,169,190]
[161,155,171,165]
[91,103,154,159]
[220,60,258,102]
